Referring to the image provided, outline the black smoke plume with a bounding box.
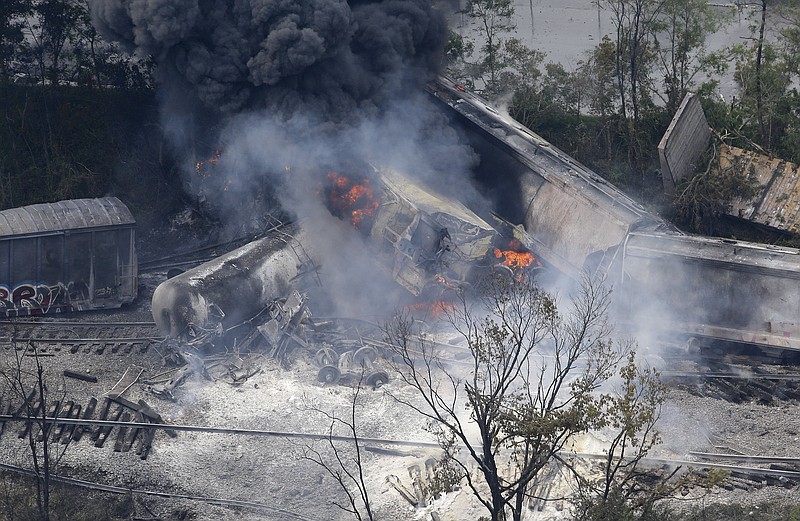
[90,0,480,317]
[90,0,446,119]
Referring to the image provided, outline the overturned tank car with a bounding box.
[151,229,317,340]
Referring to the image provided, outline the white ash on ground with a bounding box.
[3,281,800,519]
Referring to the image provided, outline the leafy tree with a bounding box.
[596,0,666,178]
[572,352,672,521]
[0,0,30,83]
[777,1,800,76]
[589,36,622,161]
[509,60,590,158]
[463,0,516,97]
[654,0,728,114]
[25,0,84,86]
[386,274,664,521]
[732,41,792,151]
[448,0,544,100]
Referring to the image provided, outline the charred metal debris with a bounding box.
[152,289,391,400]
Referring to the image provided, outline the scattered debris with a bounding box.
[106,366,144,399]
[63,369,98,383]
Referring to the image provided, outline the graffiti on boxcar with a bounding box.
[0,282,72,316]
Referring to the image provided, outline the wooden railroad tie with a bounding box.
[1,392,166,460]
[73,397,97,442]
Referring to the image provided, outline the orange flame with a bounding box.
[323,172,379,229]
[405,300,456,319]
[195,149,222,178]
[493,239,542,270]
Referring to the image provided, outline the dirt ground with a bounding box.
[1,226,800,521]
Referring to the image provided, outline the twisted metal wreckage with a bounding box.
[149,165,537,398]
[148,75,800,398]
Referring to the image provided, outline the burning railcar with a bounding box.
[321,165,519,295]
[151,162,545,341]
[428,74,800,353]
[0,197,137,316]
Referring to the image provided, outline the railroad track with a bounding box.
[0,390,174,460]
[0,461,317,520]
[0,320,163,355]
[138,215,293,273]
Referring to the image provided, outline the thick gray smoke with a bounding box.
[90,0,483,317]
[90,0,446,118]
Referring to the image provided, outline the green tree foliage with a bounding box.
[0,0,153,88]
[387,274,665,521]
[447,0,545,100]
[0,0,29,82]
[0,0,160,215]
[698,2,800,163]
[27,0,84,86]
[655,0,728,114]
[572,352,671,521]
[596,0,666,177]
[463,0,516,97]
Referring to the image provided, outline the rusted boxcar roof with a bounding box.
[719,145,800,234]
[0,197,135,237]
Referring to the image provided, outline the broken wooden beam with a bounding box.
[91,399,112,443]
[95,406,123,448]
[63,370,98,383]
[114,412,131,452]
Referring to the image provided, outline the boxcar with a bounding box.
[0,197,137,316]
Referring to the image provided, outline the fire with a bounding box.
[493,239,542,270]
[405,300,456,319]
[323,172,379,228]
[195,149,222,178]
[435,274,457,289]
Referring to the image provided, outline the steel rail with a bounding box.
[0,337,162,344]
[662,371,800,381]
[0,414,440,448]
[688,451,800,465]
[566,452,800,480]
[0,462,315,520]
[0,321,158,327]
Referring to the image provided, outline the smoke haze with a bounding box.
[90,0,446,118]
[89,0,489,317]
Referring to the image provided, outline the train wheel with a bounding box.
[315,347,339,367]
[353,346,378,367]
[317,365,341,385]
[366,370,389,389]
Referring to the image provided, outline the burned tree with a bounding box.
[1,333,71,521]
[299,371,375,521]
[385,274,659,521]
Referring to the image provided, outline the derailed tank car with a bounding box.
[615,232,800,351]
[151,230,315,339]
[0,197,137,316]
[363,167,498,295]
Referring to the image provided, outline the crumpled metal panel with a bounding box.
[0,197,134,237]
[722,145,800,234]
[369,167,496,295]
[427,74,673,278]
